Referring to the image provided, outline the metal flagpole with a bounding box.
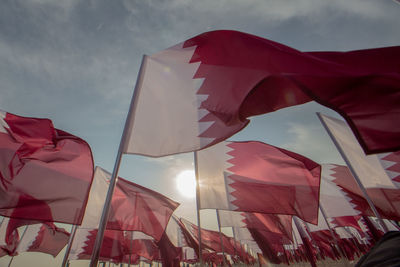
[231,227,240,263]
[8,225,28,267]
[316,112,389,232]
[128,231,133,267]
[193,151,203,265]
[319,205,349,265]
[61,224,78,267]
[89,56,147,267]
[293,217,317,267]
[216,210,227,266]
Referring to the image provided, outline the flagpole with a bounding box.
[316,112,389,232]
[128,231,133,267]
[89,56,148,267]
[61,224,78,267]
[215,210,227,266]
[193,151,203,265]
[318,205,348,262]
[231,228,240,263]
[293,217,317,267]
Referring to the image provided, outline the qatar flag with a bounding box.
[197,141,321,224]
[16,223,70,257]
[0,217,69,258]
[179,218,235,255]
[0,111,94,225]
[319,164,362,219]
[80,167,179,241]
[317,114,400,220]
[69,229,128,262]
[218,210,293,242]
[124,30,400,157]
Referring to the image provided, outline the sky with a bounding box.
[0,0,399,266]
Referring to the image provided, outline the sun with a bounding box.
[176,170,196,198]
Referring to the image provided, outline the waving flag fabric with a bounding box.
[81,167,179,241]
[326,164,399,220]
[320,164,361,218]
[180,218,235,255]
[16,223,69,257]
[244,213,293,242]
[70,229,128,262]
[0,217,69,258]
[218,210,293,242]
[124,30,400,157]
[0,217,18,256]
[197,141,321,223]
[319,115,400,220]
[0,111,94,224]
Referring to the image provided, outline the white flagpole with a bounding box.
[216,210,227,266]
[316,112,389,232]
[193,151,203,265]
[318,205,348,263]
[89,56,148,267]
[61,224,78,267]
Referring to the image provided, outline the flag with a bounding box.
[218,210,293,242]
[16,223,69,257]
[0,217,18,256]
[81,167,179,241]
[69,228,128,262]
[124,30,400,157]
[327,164,400,220]
[317,115,400,220]
[0,217,69,258]
[179,218,235,255]
[244,213,293,242]
[197,141,321,223]
[0,110,94,224]
[156,231,182,267]
[320,164,362,218]
[320,114,400,219]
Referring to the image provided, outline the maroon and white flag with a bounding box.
[69,229,128,262]
[16,223,69,257]
[79,167,179,241]
[179,218,235,255]
[69,228,153,262]
[0,217,18,256]
[197,141,321,223]
[0,110,94,225]
[0,217,69,258]
[319,114,400,188]
[218,210,293,241]
[320,164,362,219]
[124,30,400,157]
[324,164,400,220]
[319,115,400,219]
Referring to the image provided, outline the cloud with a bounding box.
[282,122,344,164]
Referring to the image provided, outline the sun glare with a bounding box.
[176,170,196,198]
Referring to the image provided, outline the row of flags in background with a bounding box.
[0,109,399,266]
[0,29,399,266]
